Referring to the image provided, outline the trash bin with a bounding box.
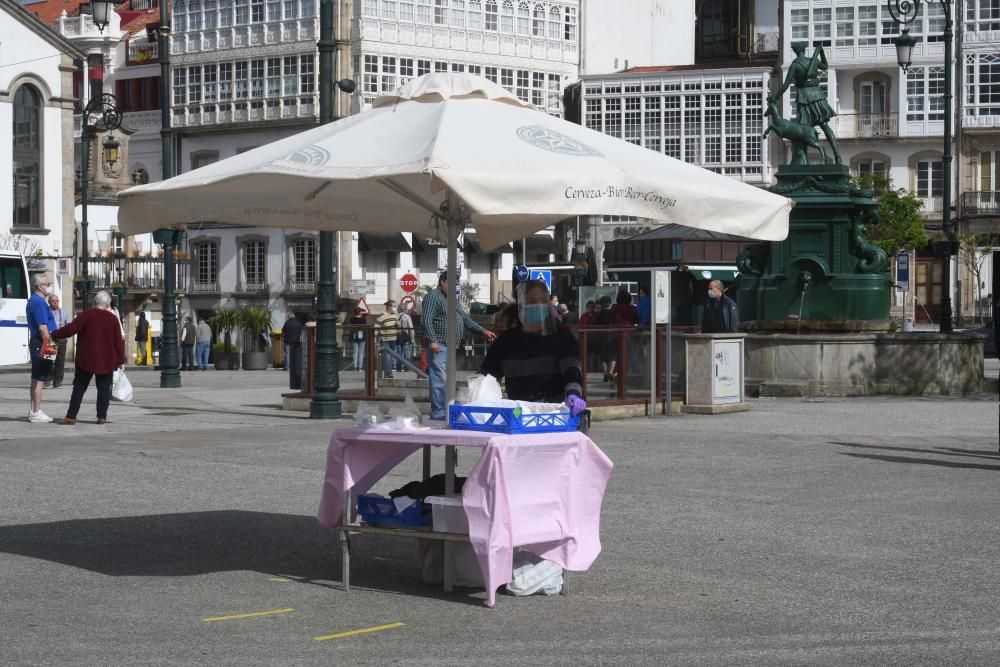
[271,331,284,368]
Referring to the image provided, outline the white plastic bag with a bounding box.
[467,374,503,403]
[111,367,133,402]
[505,550,563,596]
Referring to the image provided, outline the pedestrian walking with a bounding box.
[281,313,302,372]
[26,273,57,423]
[376,300,400,379]
[135,311,150,365]
[397,302,415,373]
[637,286,651,326]
[51,291,126,425]
[348,307,367,371]
[47,293,70,388]
[180,316,197,370]
[195,317,213,370]
[596,295,616,382]
[701,280,740,333]
[421,271,496,420]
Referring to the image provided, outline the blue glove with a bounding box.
[566,395,587,416]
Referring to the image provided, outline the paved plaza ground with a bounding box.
[0,366,998,665]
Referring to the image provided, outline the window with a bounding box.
[835,7,854,46]
[12,85,41,228]
[980,150,1000,190]
[517,1,529,35]
[484,65,497,82]
[434,0,447,25]
[907,66,945,121]
[239,60,253,99]
[193,241,218,287]
[468,0,482,29]
[417,0,431,23]
[916,160,943,198]
[173,68,187,104]
[363,0,377,16]
[219,63,233,100]
[220,0,233,26]
[485,0,497,30]
[547,4,559,38]
[188,65,202,103]
[563,5,576,41]
[267,58,281,97]
[400,0,414,20]
[382,0,397,19]
[364,55,379,93]
[967,0,1000,32]
[790,8,809,40]
[251,0,264,22]
[284,0,297,18]
[451,0,465,27]
[205,0,217,28]
[191,151,219,170]
[267,0,280,20]
[813,7,832,46]
[242,240,266,289]
[531,2,544,36]
[235,0,249,23]
[501,0,513,32]
[858,5,877,46]
[292,238,317,285]
[382,56,398,92]
[283,56,298,96]
[189,0,202,29]
[400,58,414,80]
[966,52,1000,116]
[417,59,431,76]
[858,159,887,179]
[300,55,315,94]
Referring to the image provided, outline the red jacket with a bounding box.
[53,308,126,375]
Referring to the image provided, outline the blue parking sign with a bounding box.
[529,269,552,291]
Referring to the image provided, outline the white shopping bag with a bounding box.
[111,367,133,402]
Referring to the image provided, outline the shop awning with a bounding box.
[686,265,739,282]
[358,232,410,252]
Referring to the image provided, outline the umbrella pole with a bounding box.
[446,214,459,412]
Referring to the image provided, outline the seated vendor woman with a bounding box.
[479,280,587,416]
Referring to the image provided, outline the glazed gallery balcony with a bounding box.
[86,256,190,292]
[172,97,317,128]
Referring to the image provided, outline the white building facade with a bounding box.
[1,0,81,298]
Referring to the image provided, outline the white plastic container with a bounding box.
[426,495,469,534]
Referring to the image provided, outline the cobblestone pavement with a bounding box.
[0,367,997,665]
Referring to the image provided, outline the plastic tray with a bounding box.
[448,404,579,434]
[356,494,432,528]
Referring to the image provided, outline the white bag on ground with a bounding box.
[111,367,133,402]
[505,550,564,596]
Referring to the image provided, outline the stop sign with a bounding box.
[399,273,419,293]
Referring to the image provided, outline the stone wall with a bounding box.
[744,333,985,397]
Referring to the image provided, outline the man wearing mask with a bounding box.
[26,273,57,422]
[421,271,496,420]
[701,280,740,333]
[47,293,70,388]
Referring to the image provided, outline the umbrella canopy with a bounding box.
[118,73,791,249]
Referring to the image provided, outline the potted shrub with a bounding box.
[209,307,241,370]
[238,306,272,371]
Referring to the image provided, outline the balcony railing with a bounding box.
[236,281,269,295]
[962,191,1000,217]
[833,113,899,139]
[189,280,220,293]
[920,197,944,214]
[285,280,316,294]
[127,0,158,9]
[85,256,190,292]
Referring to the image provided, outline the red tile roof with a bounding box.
[21,0,161,36]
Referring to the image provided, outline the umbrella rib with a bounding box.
[378,177,444,218]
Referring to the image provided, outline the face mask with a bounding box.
[708,290,717,299]
[523,304,549,326]
[389,307,397,314]
[43,286,53,296]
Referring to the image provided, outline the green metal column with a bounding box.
[311,0,342,418]
[158,1,180,388]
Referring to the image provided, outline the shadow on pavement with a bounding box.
[841,452,1000,472]
[0,510,485,605]
[832,441,1000,462]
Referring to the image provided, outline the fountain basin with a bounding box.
[744,332,985,397]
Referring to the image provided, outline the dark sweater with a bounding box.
[53,308,126,374]
[479,327,583,403]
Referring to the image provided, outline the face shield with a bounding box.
[516,280,558,336]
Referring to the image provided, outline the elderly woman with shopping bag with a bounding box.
[51,291,126,425]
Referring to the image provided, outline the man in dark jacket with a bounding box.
[135,311,150,365]
[701,280,740,333]
[180,316,197,370]
[281,313,303,371]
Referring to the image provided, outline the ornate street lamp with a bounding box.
[78,92,123,309]
[102,134,121,168]
[90,0,121,33]
[885,0,955,332]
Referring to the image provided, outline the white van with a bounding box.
[0,252,31,366]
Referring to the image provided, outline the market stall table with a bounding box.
[318,427,613,607]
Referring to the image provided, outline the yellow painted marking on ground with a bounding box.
[314,622,405,641]
[270,577,291,582]
[202,608,295,622]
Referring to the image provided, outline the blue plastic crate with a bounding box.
[356,494,432,528]
[448,404,579,434]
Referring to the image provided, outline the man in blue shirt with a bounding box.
[421,271,496,420]
[26,273,57,423]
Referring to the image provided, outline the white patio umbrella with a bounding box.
[118,72,793,407]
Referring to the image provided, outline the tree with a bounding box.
[0,233,42,257]
[855,175,928,256]
[460,280,481,310]
[957,233,999,325]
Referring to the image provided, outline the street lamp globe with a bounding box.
[336,79,357,94]
[894,29,919,72]
[90,0,120,33]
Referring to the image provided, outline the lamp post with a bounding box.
[886,0,955,333]
[153,1,181,388]
[78,93,123,309]
[312,0,356,419]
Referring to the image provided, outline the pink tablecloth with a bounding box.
[317,427,613,607]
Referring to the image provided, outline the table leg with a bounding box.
[341,489,351,592]
[422,444,431,481]
[443,444,456,593]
